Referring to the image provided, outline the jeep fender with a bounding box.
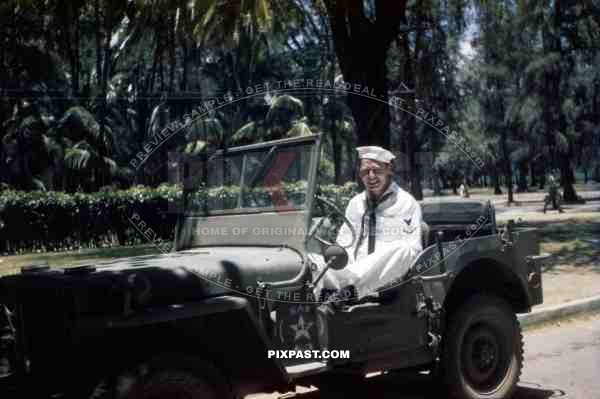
[443,258,530,316]
[414,234,531,315]
[72,295,289,394]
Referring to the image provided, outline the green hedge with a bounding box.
[0,185,181,254]
[0,183,359,255]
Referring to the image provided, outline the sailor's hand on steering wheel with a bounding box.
[308,196,356,249]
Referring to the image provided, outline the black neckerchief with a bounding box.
[354,189,394,259]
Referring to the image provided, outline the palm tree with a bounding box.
[231,94,313,145]
[53,106,121,191]
[1,111,53,190]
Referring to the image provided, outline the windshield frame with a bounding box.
[181,134,320,216]
[175,134,322,252]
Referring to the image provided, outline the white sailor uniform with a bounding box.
[324,181,423,296]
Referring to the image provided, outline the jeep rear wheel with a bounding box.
[440,294,523,399]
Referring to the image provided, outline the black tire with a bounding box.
[126,369,222,399]
[440,294,523,399]
[95,355,234,399]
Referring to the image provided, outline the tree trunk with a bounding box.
[101,9,111,87]
[159,41,165,93]
[517,161,528,192]
[168,11,176,93]
[332,127,342,184]
[98,1,113,189]
[148,33,160,93]
[433,176,441,196]
[178,1,191,92]
[94,0,103,88]
[411,165,423,199]
[560,155,578,202]
[325,0,407,148]
[506,168,514,202]
[327,39,342,185]
[180,37,189,91]
[451,178,458,195]
[492,169,502,195]
[61,2,80,98]
[542,0,578,202]
[73,14,80,96]
[344,45,390,147]
[530,160,537,187]
[439,171,448,189]
[501,129,513,202]
[401,88,421,199]
[344,143,355,183]
[558,143,577,201]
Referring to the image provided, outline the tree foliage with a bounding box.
[0,0,598,199]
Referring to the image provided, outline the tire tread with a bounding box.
[440,294,523,399]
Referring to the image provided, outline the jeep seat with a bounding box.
[420,198,496,247]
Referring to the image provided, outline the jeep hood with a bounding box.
[103,245,302,285]
[3,246,305,317]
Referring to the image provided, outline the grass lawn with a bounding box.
[0,244,161,277]
[537,220,600,273]
[534,219,600,304]
[494,210,600,272]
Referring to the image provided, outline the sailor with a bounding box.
[320,146,423,298]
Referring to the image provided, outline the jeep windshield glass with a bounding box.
[183,140,315,215]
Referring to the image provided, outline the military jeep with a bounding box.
[0,134,546,399]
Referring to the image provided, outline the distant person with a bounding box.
[543,174,564,213]
[459,180,470,198]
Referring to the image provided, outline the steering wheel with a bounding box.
[308,196,357,249]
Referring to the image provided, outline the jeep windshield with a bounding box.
[182,135,320,216]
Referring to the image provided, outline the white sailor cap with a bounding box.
[356,146,395,163]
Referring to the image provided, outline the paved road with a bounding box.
[249,313,600,399]
[519,315,600,399]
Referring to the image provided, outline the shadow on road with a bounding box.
[515,384,567,398]
[281,373,568,399]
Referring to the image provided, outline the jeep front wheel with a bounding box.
[440,294,523,399]
[125,369,219,399]
[123,356,233,399]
